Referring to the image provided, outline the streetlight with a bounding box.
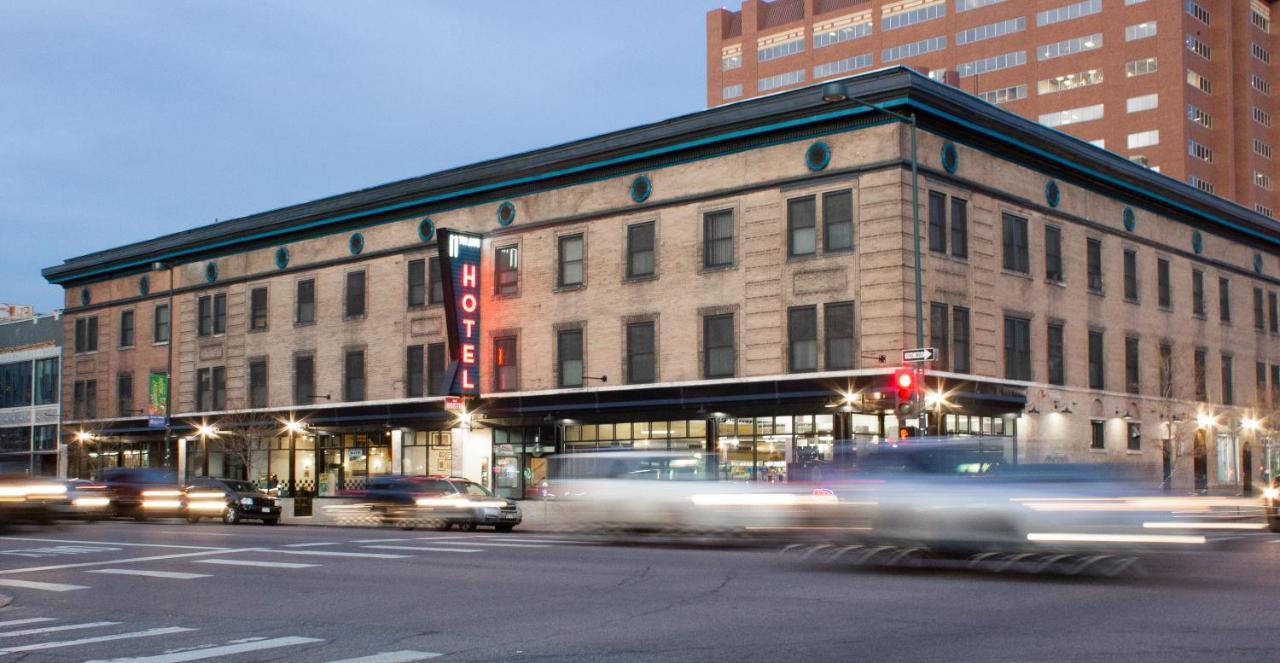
[152,261,175,470]
[282,418,306,499]
[194,422,218,478]
[74,431,94,479]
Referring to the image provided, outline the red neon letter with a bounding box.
[461,343,475,364]
[461,370,475,390]
[462,263,476,288]
[461,293,477,313]
[462,318,476,338]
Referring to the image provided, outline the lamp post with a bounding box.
[152,262,175,470]
[74,431,93,479]
[194,423,217,478]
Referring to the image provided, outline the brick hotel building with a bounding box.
[707,0,1280,216]
[43,68,1280,507]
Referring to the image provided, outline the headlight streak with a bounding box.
[141,489,181,497]
[141,499,183,509]
[1026,532,1206,545]
[71,497,110,508]
[1142,521,1267,530]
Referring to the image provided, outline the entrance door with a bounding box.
[1193,430,1208,493]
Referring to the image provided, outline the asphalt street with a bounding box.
[0,520,1276,662]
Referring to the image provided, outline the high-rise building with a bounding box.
[707,0,1280,215]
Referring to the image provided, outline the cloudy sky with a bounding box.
[0,0,728,311]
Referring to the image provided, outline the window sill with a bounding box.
[699,264,736,275]
[118,345,135,351]
[248,328,268,334]
[823,247,855,256]
[1158,305,1173,313]
[1045,279,1066,288]
[787,253,820,264]
[1192,314,1206,321]
[152,341,169,347]
[1088,448,1107,454]
[1126,449,1143,455]
[294,321,316,328]
[1001,269,1033,281]
[493,291,522,300]
[1088,288,1105,298]
[1124,297,1140,305]
[554,284,587,294]
[624,274,659,284]
[344,316,366,323]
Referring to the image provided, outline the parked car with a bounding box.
[98,468,185,520]
[364,475,521,531]
[185,478,280,525]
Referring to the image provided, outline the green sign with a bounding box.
[148,373,168,416]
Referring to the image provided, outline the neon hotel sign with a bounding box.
[437,229,483,397]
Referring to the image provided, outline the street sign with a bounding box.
[902,347,937,363]
[443,396,467,414]
[147,415,165,429]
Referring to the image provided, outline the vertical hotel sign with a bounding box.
[437,229,483,396]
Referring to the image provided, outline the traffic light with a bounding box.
[892,367,921,418]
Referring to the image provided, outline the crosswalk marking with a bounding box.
[349,538,424,544]
[362,545,483,553]
[0,578,89,592]
[0,626,194,654]
[0,548,258,575]
[0,537,222,551]
[483,538,597,545]
[326,650,443,663]
[420,541,549,549]
[282,542,340,548]
[255,549,409,559]
[85,635,324,662]
[88,569,211,580]
[0,621,119,638]
[0,618,55,628]
[195,559,317,569]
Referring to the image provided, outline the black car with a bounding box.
[365,475,521,531]
[186,478,281,525]
[98,468,185,520]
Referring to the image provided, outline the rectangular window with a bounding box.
[296,279,316,324]
[1255,107,1273,127]
[1003,315,1031,381]
[1090,420,1104,450]
[248,359,268,409]
[1089,329,1105,390]
[558,234,585,287]
[197,296,212,336]
[1187,70,1212,94]
[196,367,225,411]
[787,197,817,257]
[950,197,968,259]
[293,354,315,405]
[758,36,804,62]
[0,362,32,409]
[1188,105,1213,129]
[704,210,734,268]
[1087,238,1103,292]
[1045,226,1063,282]
[704,314,735,379]
[33,358,57,406]
[823,190,853,252]
[487,245,517,296]
[1194,347,1207,401]
[758,69,805,92]
[721,52,741,71]
[927,191,946,254]
[1159,342,1173,398]
[1123,249,1138,301]
[427,343,445,396]
[883,1,945,31]
[1253,42,1272,64]
[73,316,98,354]
[1219,277,1231,323]
[978,84,1028,105]
[957,16,1025,45]
[1001,213,1029,274]
[958,0,1007,10]
[116,373,133,417]
[1037,34,1102,61]
[1273,365,1280,409]
[1040,104,1104,128]
[428,257,444,305]
[154,304,169,343]
[249,287,268,331]
[344,349,365,401]
[1126,57,1158,78]
[788,306,818,372]
[1127,423,1141,451]
[557,329,584,387]
[957,51,1026,78]
[119,310,134,348]
[405,345,424,398]
[882,36,946,63]
[213,294,226,334]
[1256,172,1274,190]
[1252,75,1272,96]
[1047,321,1065,386]
[1125,336,1140,394]
[1270,291,1278,333]
[1037,0,1101,26]
[1127,94,1158,113]
[952,307,971,373]
[494,336,518,392]
[1185,35,1211,60]
[407,259,426,307]
[1255,287,1266,331]
[1187,1,1209,23]
[1259,362,1268,404]
[814,15,872,48]
[1188,140,1213,162]
[73,379,97,419]
[813,53,874,79]
[825,302,856,371]
[1253,4,1271,32]
[1222,353,1234,405]
[1037,68,1103,95]
[620,223,657,279]
[930,303,949,371]
[626,321,656,384]
[722,84,743,100]
[345,270,366,319]
[1157,258,1171,308]
[1125,21,1157,41]
[1192,269,1205,316]
[1127,130,1160,149]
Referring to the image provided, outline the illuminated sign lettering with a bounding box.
[437,229,483,396]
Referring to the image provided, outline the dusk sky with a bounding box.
[1,1,727,312]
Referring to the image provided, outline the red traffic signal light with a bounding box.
[893,367,919,401]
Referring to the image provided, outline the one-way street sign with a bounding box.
[902,347,937,363]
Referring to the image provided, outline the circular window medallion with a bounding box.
[418,218,435,242]
[1192,230,1204,255]
[138,275,150,296]
[1044,180,1061,208]
[497,201,516,227]
[80,288,90,307]
[349,233,364,256]
[275,246,290,270]
[630,175,652,203]
[941,142,959,174]
[204,262,218,284]
[1254,253,1264,274]
[805,141,831,172]
[1123,207,1136,232]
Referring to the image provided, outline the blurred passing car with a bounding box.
[1265,477,1280,532]
[0,474,68,526]
[98,468,185,520]
[185,478,280,525]
[364,475,521,531]
[56,479,111,520]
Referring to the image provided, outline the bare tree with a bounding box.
[209,411,281,484]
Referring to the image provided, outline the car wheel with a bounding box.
[223,507,239,525]
[187,516,201,524]
[495,524,515,533]
[435,521,452,531]
[463,521,478,532]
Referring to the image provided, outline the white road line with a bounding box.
[88,569,211,580]
[362,545,483,553]
[485,538,598,545]
[254,549,409,559]
[327,650,443,663]
[0,578,89,592]
[0,621,119,638]
[349,538,433,544]
[282,542,340,548]
[196,559,317,569]
[0,626,194,654]
[0,537,223,550]
[418,541,549,548]
[0,548,260,575]
[85,635,325,662]
[158,531,235,537]
[0,618,55,628]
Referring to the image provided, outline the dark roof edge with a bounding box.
[43,67,1280,284]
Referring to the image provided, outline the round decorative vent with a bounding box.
[204,262,218,284]
[941,142,959,174]
[1123,207,1136,232]
[275,246,290,270]
[497,201,516,227]
[1044,180,1061,208]
[630,175,652,203]
[805,141,831,172]
[418,218,435,242]
[349,233,365,256]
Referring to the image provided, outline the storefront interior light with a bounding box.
[195,423,219,438]
[1243,417,1261,432]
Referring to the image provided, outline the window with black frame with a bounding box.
[626,223,655,278]
[788,306,817,372]
[494,336,518,391]
[1089,329,1105,390]
[1047,321,1065,386]
[788,197,816,257]
[558,235,585,287]
[344,350,366,401]
[405,345,424,398]
[704,314,735,378]
[407,259,426,307]
[824,302,854,371]
[495,245,520,295]
[249,359,268,409]
[1001,213,1029,274]
[428,258,443,305]
[930,303,949,370]
[250,287,268,331]
[297,280,316,325]
[294,354,315,405]
[117,373,133,417]
[427,343,445,396]
[1125,336,1140,394]
[927,191,947,254]
[154,304,170,343]
[119,310,134,348]
[557,329,583,387]
[345,271,366,319]
[703,210,734,267]
[1087,238,1103,293]
[952,307,970,373]
[1003,315,1031,380]
[1192,269,1205,317]
[823,190,853,252]
[1045,226,1063,282]
[626,321,656,383]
